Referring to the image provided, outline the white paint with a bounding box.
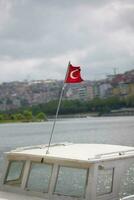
[70,69,79,79]
[0,191,44,200]
[1,143,134,200]
[9,143,134,163]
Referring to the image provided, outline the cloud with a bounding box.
[0,0,133,82]
[0,57,45,82]
[0,0,12,31]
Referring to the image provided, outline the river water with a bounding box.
[0,116,134,170]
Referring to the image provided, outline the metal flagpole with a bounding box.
[46,62,70,154]
[46,83,66,154]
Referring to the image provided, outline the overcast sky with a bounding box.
[0,0,134,82]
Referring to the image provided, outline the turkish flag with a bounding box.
[64,64,84,83]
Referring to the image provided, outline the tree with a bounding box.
[23,110,33,121]
[15,113,25,121]
[36,112,47,121]
[10,114,17,120]
[125,95,134,107]
[0,114,4,121]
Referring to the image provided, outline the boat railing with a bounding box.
[120,195,134,200]
[94,149,134,159]
[10,142,70,152]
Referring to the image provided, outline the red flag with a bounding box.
[64,63,83,83]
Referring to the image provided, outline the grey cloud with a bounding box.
[104,1,134,33]
[0,0,133,81]
[119,8,134,31]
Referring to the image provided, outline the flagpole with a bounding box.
[46,62,70,154]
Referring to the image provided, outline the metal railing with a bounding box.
[120,195,134,200]
[94,149,134,159]
[10,142,70,152]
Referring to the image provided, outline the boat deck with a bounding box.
[0,191,44,200]
[7,143,134,163]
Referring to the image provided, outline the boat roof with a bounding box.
[6,143,134,163]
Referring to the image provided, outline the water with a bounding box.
[0,116,134,170]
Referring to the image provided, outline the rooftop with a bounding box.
[7,143,134,163]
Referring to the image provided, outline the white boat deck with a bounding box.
[0,191,44,200]
[7,143,134,162]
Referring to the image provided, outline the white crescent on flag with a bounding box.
[70,69,79,79]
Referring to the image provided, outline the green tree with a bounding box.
[0,114,4,121]
[10,114,17,120]
[23,110,33,121]
[15,113,25,121]
[3,114,10,120]
[36,112,47,121]
[125,95,134,107]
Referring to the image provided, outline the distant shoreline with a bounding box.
[48,111,134,119]
[0,119,47,124]
[0,110,134,124]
